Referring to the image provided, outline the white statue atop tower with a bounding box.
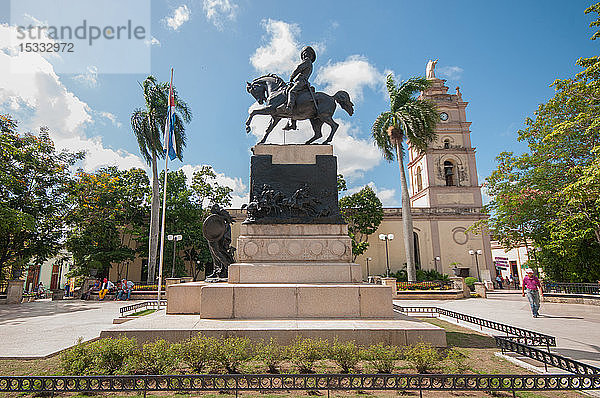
[426,59,438,79]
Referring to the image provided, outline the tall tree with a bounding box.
[483,3,600,282]
[156,167,232,280]
[65,167,149,278]
[131,76,191,283]
[339,186,384,261]
[372,75,438,281]
[0,116,82,282]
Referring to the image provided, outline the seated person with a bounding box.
[117,279,135,300]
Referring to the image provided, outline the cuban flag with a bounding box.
[163,76,177,161]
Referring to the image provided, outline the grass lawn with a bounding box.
[130,309,157,317]
[0,318,585,397]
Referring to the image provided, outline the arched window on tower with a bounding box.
[416,166,423,192]
[443,139,451,149]
[444,160,455,186]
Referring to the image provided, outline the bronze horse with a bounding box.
[246,74,354,145]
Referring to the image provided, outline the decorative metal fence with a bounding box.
[0,373,599,395]
[396,280,453,291]
[543,282,600,296]
[119,300,167,317]
[394,305,556,347]
[495,337,600,375]
[394,305,600,375]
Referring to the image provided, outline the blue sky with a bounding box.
[0,0,597,207]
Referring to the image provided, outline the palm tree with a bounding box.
[372,74,438,282]
[131,76,192,283]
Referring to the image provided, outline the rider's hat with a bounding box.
[301,46,316,62]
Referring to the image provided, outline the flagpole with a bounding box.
[157,68,174,307]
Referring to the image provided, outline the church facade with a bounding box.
[355,71,494,280]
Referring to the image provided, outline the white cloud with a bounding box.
[315,55,386,102]
[437,65,464,80]
[165,5,191,31]
[0,24,145,172]
[250,19,302,74]
[73,65,98,88]
[179,164,248,208]
[203,0,238,30]
[345,182,398,207]
[98,111,122,128]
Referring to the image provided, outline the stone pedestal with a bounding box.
[160,145,445,346]
[6,280,23,304]
[381,277,398,296]
[474,282,487,298]
[450,277,470,298]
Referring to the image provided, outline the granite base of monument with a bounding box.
[103,144,445,346]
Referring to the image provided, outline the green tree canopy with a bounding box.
[339,186,384,261]
[483,3,600,282]
[0,116,83,281]
[65,167,149,278]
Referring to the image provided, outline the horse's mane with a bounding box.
[254,74,285,86]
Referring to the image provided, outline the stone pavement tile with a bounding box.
[0,300,142,358]
[394,296,600,367]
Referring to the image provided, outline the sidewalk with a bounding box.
[394,294,600,368]
[0,299,140,358]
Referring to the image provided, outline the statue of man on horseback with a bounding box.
[246,46,354,145]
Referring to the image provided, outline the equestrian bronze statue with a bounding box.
[246,46,354,145]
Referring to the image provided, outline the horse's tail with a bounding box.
[333,91,354,116]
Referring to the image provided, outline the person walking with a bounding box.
[522,269,544,317]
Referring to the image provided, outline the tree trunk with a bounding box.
[396,141,416,282]
[147,151,160,283]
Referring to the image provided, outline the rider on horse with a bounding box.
[283,46,316,131]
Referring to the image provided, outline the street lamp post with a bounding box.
[468,249,482,281]
[379,233,394,277]
[434,256,441,272]
[366,257,372,280]
[167,234,183,278]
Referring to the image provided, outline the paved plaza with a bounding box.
[0,299,139,358]
[0,294,598,369]
[396,292,600,368]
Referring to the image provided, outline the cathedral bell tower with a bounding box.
[407,67,483,211]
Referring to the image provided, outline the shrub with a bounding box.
[465,277,478,291]
[176,334,217,373]
[445,347,469,373]
[213,336,254,373]
[255,338,286,373]
[287,336,329,373]
[125,339,177,375]
[60,337,95,375]
[89,337,138,375]
[361,343,402,373]
[403,342,441,373]
[60,337,139,375]
[328,339,360,373]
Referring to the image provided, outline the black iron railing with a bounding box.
[495,337,600,375]
[543,282,600,296]
[394,305,556,347]
[119,300,167,317]
[0,373,599,394]
[394,305,600,375]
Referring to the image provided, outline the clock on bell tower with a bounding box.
[406,75,483,210]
